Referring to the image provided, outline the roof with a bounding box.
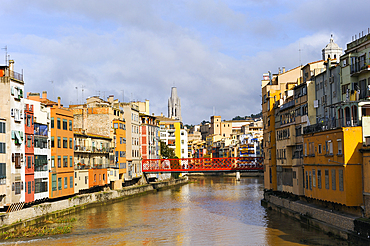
[323,37,341,50]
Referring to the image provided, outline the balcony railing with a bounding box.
[9,70,23,81]
[280,100,295,111]
[303,118,360,135]
[74,145,113,153]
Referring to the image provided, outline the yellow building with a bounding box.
[303,126,363,206]
[157,115,188,158]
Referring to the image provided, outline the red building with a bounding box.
[24,103,35,203]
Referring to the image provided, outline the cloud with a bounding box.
[1,0,363,125]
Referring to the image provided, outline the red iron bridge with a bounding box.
[142,157,263,173]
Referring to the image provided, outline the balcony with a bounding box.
[8,70,23,82]
[280,100,295,111]
[303,118,360,135]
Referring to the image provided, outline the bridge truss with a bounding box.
[142,157,263,173]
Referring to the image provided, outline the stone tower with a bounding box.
[168,87,182,122]
[322,35,343,61]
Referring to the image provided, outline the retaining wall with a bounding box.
[0,177,188,230]
[262,192,370,244]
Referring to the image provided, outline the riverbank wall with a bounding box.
[0,177,188,233]
[262,190,370,244]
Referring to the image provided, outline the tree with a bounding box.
[160,141,177,159]
[232,116,244,120]
[201,120,210,125]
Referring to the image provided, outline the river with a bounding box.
[3,176,349,245]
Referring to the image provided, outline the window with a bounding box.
[57,118,61,129]
[339,169,344,191]
[70,176,73,188]
[332,169,336,190]
[0,163,6,181]
[317,170,322,189]
[51,156,55,168]
[57,137,61,148]
[69,138,73,149]
[325,170,329,189]
[70,156,73,167]
[63,156,68,167]
[69,120,72,131]
[64,177,67,189]
[103,174,105,181]
[85,176,88,184]
[309,142,315,156]
[28,156,32,168]
[313,169,316,187]
[35,178,48,193]
[304,143,307,156]
[63,137,68,148]
[51,137,54,148]
[94,174,96,182]
[28,181,31,194]
[309,171,312,190]
[0,142,5,153]
[58,156,61,168]
[51,117,54,129]
[58,177,62,190]
[305,171,308,189]
[318,144,322,154]
[337,139,342,155]
[63,119,67,130]
[14,182,22,195]
[52,174,57,191]
[13,153,22,169]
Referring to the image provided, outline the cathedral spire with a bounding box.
[168,87,182,122]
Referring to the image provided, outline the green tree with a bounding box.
[160,141,177,159]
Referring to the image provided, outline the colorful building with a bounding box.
[0,60,25,208]
[28,92,74,199]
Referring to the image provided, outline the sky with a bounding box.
[1,0,369,124]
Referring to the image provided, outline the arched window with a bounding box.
[352,105,358,125]
[345,107,350,126]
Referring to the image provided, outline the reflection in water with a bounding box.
[4,176,349,246]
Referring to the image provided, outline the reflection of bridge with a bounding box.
[142,157,263,173]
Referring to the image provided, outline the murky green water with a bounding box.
[2,176,350,245]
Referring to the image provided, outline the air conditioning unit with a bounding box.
[366,137,370,146]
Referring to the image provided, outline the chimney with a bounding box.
[9,60,14,71]
[58,97,61,107]
[42,91,47,99]
[282,67,286,73]
[108,95,114,104]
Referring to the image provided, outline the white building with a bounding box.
[25,99,50,201]
[0,60,26,207]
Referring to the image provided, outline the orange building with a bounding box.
[113,119,126,183]
[28,92,74,199]
[88,168,107,188]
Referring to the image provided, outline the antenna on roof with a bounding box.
[2,46,7,66]
[76,87,78,104]
[81,85,85,104]
[299,41,302,66]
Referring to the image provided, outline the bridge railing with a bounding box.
[142,157,263,172]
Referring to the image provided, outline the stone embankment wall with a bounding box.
[262,192,370,243]
[0,178,188,231]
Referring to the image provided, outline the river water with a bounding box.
[4,176,349,246]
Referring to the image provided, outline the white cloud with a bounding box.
[1,0,364,124]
